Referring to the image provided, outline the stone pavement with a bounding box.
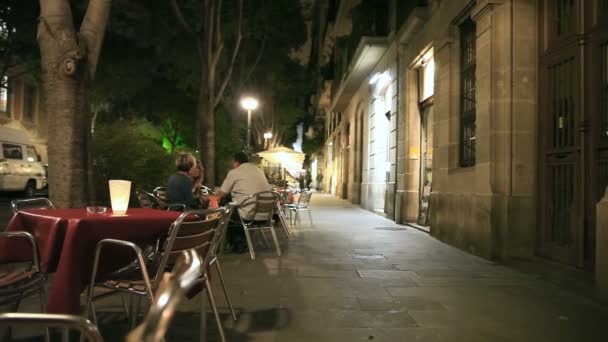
[8,193,608,341]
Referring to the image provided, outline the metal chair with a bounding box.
[207,203,237,321]
[152,187,167,201]
[126,248,203,342]
[238,191,282,260]
[0,231,49,341]
[0,250,201,342]
[150,187,187,211]
[85,208,229,342]
[135,189,161,209]
[10,198,55,215]
[0,232,47,309]
[274,191,293,239]
[0,312,102,342]
[285,190,313,226]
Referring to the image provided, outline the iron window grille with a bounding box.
[460,18,476,167]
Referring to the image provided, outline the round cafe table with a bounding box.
[0,208,181,314]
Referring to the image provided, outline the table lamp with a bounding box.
[109,180,131,215]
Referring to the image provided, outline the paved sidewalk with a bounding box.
[9,193,608,341]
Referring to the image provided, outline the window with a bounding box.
[460,18,476,167]
[26,147,38,162]
[555,0,575,36]
[2,143,23,160]
[603,44,608,137]
[0,76,9,116]
[23,84,36,122]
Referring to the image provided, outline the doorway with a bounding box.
[538,0,607,268]
[418,104,433,225]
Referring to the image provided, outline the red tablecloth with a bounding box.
[0,208,181,314]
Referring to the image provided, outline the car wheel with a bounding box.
[24,180,36,198]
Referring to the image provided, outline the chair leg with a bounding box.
[307,209,314,226]
[269,224,282,257]
[38,287,50,342]
[243,226,256,260]
[200,291,207,342]
[121,294,130,321]
[205,279,227,342]
[278,210,291,239]
[84,284,97,325]
[260,229,270,248]
[214,261,237,321]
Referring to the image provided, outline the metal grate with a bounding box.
[460,18,476,167]
[548,161,575,245]
[555,0,576,36]
[603,44,608,137]
[549,58,576,149]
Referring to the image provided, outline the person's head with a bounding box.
[232,152,249,169]
[175,152,196,173]
[189,159,204,181]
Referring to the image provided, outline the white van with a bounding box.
[0,126,47,197]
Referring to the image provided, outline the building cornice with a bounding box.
[330,36,389,113]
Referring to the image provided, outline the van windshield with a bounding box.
[2,143,23,160]
[26,147,38,162]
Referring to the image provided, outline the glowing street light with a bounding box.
[263,131,273,149]
[240,96,259,147]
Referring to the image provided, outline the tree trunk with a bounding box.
[38,0,110,208]
[198,86,216,186]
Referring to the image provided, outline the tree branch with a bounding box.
[242,35,266,84]
[169,0,193,33]
[214,0,242,108]
[210,0,224,71]
[80,0,112,78]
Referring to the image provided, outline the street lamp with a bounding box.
[240,96,259,147]
[263,131,273,149]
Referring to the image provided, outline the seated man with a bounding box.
[217,152,271,252]
[166,152,200,209]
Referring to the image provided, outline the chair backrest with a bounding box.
[0,231,41,272]
[136,189,159,209]
[153,187,167,201]
[297,191,312,207]
[126,249,202,342]
[10,198,55,214]
[153,208,226,285]
[240,191,279,222]
[0,313,102,342]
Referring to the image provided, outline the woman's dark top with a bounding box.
[166,172,199,208]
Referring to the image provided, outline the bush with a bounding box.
[93,118,174,205]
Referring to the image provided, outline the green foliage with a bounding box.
[93,118,174,205]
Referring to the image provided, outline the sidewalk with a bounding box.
[11,193,608,341]
[175,193,608,341]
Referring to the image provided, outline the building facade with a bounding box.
[0,70,48,163]
[312,0,608,298]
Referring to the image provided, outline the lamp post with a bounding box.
[263,131,273,149]
[240,96,259,147]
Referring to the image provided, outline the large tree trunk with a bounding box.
[198,90,216,186]
[38,0,110,208]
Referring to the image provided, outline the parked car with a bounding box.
[0,126,47,197]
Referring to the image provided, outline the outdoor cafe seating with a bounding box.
[0,183,300,341]
[0,248,203,342]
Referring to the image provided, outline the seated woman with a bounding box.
[190,158,210,208]
[166,152,200,209]
[190,159,205,198]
